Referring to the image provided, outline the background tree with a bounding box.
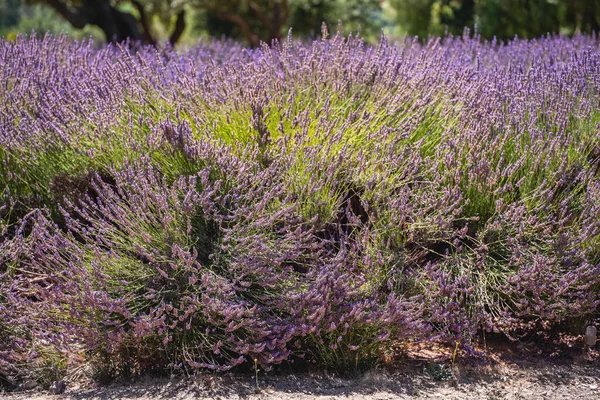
[191,0,290,47]
[23,0,186,45]
[390,0,474,37]
[288,0,384,40]
[475,0,564,39]
[0,0,21,34]
[2,1,105,40]
[6,0,600,46]
[14,0,386,46]
[192,0,385,47]
[390,0,600,40]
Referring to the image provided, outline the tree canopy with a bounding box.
[391,0,600,39]
[5,0,600,46]
[17,0,383,46]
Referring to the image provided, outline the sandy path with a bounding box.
[4,359,600,400]
[4,341,600,400]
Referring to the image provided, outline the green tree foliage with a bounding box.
[1,2,104,41]
[20,0,186,45]
[11,0,599,45]
[390,0,474,37]
[289,0,384,40]
[190,0,290,47]
[391,0,600,39]
[0,0,21,33]
[193,0,385,47]
[475,0,600,39]
[16,0,386,46]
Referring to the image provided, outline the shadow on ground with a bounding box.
[5,337,600,400]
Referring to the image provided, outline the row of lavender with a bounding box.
[1,31,600,381]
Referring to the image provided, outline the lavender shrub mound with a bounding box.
[1,31,600,382]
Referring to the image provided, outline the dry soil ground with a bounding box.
[4,339,600,399]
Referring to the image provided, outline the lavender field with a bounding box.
[1,31,600,384]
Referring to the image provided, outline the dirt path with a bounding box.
[4,344,600,399]
[5,362,600,400]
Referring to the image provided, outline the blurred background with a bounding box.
[0,0,599,46]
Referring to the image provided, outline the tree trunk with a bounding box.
[217,11,261,47]
[89,0,143,43]
[169,10,186,46]
[44,0,146,44]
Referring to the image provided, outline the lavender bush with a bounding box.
[1,30,600,381]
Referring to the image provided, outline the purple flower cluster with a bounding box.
[1,31,600,379]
